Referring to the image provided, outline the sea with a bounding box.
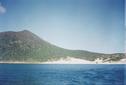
[0,64,125,85]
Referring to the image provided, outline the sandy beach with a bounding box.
[43,57,126,64]
[0,57,125,64]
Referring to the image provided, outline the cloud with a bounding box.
[0,3,6,14]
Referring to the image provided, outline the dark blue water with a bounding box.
[0,64,125,85]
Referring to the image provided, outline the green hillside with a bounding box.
[0,30,125,62]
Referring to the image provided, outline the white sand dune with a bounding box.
[43,57,94,64]
[43,57,126,64]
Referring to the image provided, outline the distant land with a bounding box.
[0,30,125,64]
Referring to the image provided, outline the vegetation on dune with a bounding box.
[0,30,125,62]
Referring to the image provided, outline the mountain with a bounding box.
[0,30,125,62]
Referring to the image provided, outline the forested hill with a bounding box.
[0,30,125,62]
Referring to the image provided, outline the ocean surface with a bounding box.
[0,64,125,85]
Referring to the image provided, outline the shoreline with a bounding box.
[0,62,125,64]
[0,57,125,64]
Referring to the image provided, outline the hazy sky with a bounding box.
[0,0,125,53]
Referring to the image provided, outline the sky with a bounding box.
[0,0,125,53]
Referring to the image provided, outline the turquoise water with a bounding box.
[0,64,125,85]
